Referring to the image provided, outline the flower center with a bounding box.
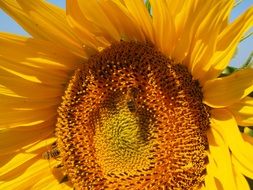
[56,41,210,189]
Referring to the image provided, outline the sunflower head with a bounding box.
[0,0,253,190]
[56,41,210,189]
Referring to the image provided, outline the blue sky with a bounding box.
[0,0,252,67]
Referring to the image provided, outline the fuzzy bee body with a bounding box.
[42,143,68,183]
[42,148,60,160]
[127,99,136,112]
[126,87,139,113]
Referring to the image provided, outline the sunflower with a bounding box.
[0,0,253,189]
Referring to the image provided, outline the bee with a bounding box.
[126,87,139,113]
[51,165,69,184]
[42,148,60,160]
[42,142,60,160]
[127,99,136,112]
[59,175,68,184]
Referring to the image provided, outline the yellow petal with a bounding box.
[204,153,220,190]
[165,0,189,32]
[211,109,253,174]
[231,134,253,179]
[207,127,237,190]
[25,137,56,154]
[0,71,63,99]
[228,96,253,126]
[201,7,253,81]
[0,153,38,180]
[203,68,253,108]
[0,33,77,129]
[232,155,253,180]
[0,33,81,72]
[98,0,144,42]
[0,121,54,155]
[0,137,70,190]
[0,0,84,57]
[232,165,250,190]
[0,96,58,128]
[66,0,120,50]
[76,0,120,41]
[0,157,69,190]
[120,0,154,42]
[0,105,57,128]
[0,137,48,175]
[66,0,112,51]
[32,174,72,190]
[1,58,68,87]
[0,136,70,189]
[0,34,77,109]
[189,0,233,80]
[0,95,59,113]
[150,0,176,56]
[172,0,215,62]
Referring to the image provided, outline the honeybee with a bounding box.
[59,175,68,184]
[126,87,139,113]
[42,148,60,160]
[42,142,60,160]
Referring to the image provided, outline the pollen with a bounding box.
[56,41,210,190]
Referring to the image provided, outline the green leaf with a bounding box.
[241,51,253,69]
[145,0,151,15]
[221,66,238,76]
[233,0,243,8]
[245,127,253,135]
[240,31,253,43]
